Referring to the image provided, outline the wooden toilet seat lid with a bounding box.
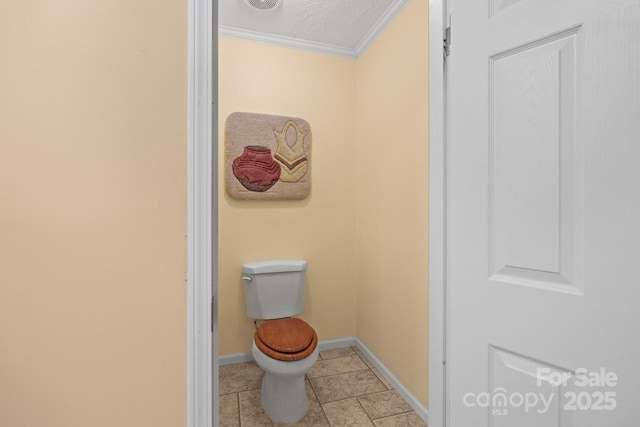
[255,318,317,361]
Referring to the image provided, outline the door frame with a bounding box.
[187,1,447,425]
[187,0,217,426]
[429,0,447,426]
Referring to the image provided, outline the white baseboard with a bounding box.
[354,338,429,424]
[219,351,254,366]
[219,337,357,366]
[317,336,357,351]
[219,336,429,424]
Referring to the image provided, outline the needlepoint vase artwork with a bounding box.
[225,112,312,200]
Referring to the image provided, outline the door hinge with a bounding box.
[444,24,451,58]
[211,296,214,333]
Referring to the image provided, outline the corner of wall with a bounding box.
[353,0,430,407]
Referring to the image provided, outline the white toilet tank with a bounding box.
[242,260,307,320]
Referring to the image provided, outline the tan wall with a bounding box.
[0,2,188,426]
[355,0,430,405]
[218,0,429,407]
[218,38,358,354]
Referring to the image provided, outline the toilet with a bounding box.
[242,260,318,424]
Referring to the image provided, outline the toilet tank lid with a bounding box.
[242,260,307,274]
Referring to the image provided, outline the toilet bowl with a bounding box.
[242,260,317,423]
[251,317,318,423]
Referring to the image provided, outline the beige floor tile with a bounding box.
[219,362,264,395]
[357,390,412,420]
[239,382,329,427]
[370,368,393,390]
[219,393,240,427]
[307,356,368,379]
[351,347,375,368]
[319,347,356,360]
[221,360,421,426]
[373,411,428,427]
[358,354,375,369]
[311,370,387,404]
[322,398,375,426]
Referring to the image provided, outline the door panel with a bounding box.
[488,346,577,426]
[447,0,640,425]
[489,27,581,294]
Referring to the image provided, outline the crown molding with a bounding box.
[354,0,410,57]
[219,0,410,59]
[219,25,358,59]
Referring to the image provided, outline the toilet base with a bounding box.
[261,372,308,424]
[251,339,318,424]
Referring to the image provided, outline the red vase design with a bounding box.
[232,145,281,192]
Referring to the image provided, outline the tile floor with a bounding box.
[219,346,428,427]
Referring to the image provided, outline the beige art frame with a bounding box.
[225,112,312,200]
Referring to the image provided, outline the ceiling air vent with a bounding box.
[244,0,283,11]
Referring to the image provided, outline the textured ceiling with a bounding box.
[219,0,407,58]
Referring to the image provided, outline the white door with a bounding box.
[447,0,640,425]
